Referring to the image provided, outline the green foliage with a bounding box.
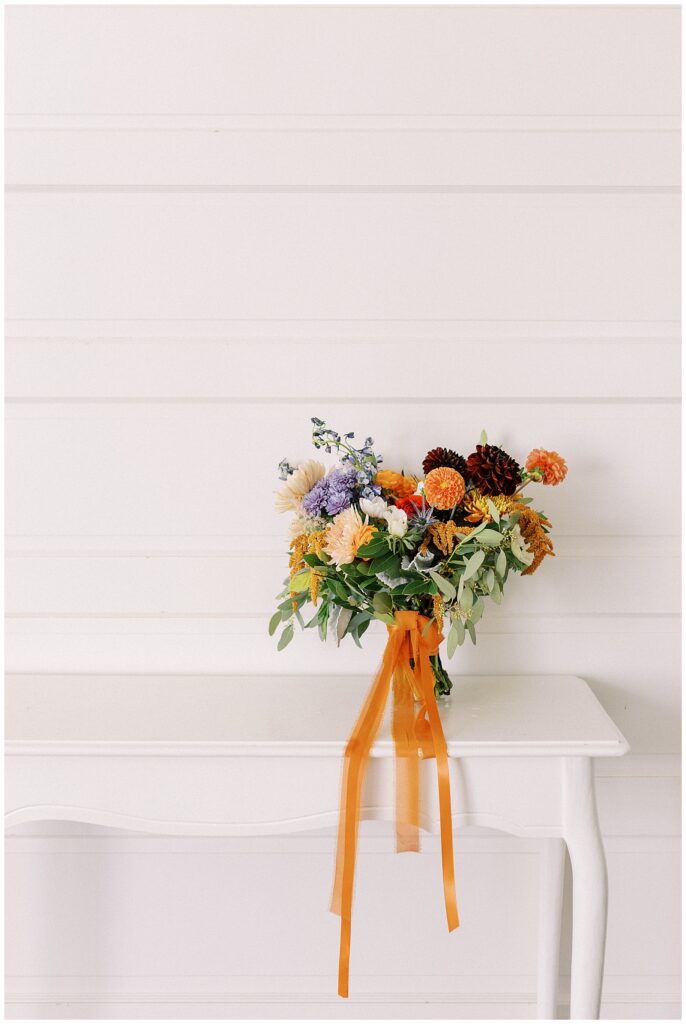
[447,618,465,657]
[462,550,485,582]
[277,623,294,650]
[428,569,457,601]
[475,529,502,546]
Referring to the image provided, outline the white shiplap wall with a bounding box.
[5,6,681,1019]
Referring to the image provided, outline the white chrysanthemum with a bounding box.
[510,524,534,567]
[359,495,388,519]
[384,506,408,538]
[274,460,326,513]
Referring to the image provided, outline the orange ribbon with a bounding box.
[330,610,459,998]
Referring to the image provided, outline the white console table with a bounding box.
[6,673,628,1019]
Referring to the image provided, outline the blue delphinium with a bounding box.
[310,417,382,500]
[277,458,296,481]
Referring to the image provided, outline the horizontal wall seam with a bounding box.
[6,185,681,195]
[5,396,681,406]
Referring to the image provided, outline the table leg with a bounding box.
[536,837,565,1019]
[563,757,608,1020]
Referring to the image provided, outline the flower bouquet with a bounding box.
[272,417,566,696]
[271,417,567,997]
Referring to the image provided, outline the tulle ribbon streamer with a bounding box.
[330,610,459,998]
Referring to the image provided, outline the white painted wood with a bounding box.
[563,758,608,1019]
[6,129,680,190]
[537,839,566,1019]
[6,7,679,117]
[7,193,678,321]
[5,674,628,759]
[5,617,680,754]
[6,331,680,400]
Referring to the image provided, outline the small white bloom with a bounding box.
[384,506,408,538]
[359,495,388,519]
[510,524,534,567]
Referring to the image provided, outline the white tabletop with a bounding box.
[6,674,628,758]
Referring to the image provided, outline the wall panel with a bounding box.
[6,193,679,321]
[5,5,680,1019]
[6,7,679,116]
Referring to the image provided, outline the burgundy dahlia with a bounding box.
[422,446,469,478]
[466,444,521,496]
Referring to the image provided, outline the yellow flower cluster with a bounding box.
[432,593,444,634]
[289,530,329,609]
[462,491,514,523]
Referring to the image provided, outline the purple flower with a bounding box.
[302,479,328,516]
[325,487,353,515]
[301,467,358,517]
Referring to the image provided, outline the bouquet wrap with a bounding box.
[330,611,458,998]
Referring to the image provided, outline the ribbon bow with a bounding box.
[330,610,459,998]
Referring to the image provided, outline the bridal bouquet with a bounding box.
[271,417,567,997]
[271,416,567,696]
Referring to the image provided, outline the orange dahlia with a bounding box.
[424,467,466,510]
[375,470,418,500]
[525,449,568,486]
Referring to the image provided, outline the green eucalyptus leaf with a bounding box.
[491,580,502,604]
[277,623,294,651]
[472,596,484,623]
[476,529,502,546]
[462,550,485,582]
[268,610,282,636]
[486,499,500,524]
[485,568,495,592]
[372,591,393,614]
[459,586,474,612]
[336,608,353,646]
[495,550,507,578]
[349,610,372,631]
[511,537,525,562]
[428,570,457,601]
[466,620,477,645]
[447,621,461,658]
[449,617,465,653]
